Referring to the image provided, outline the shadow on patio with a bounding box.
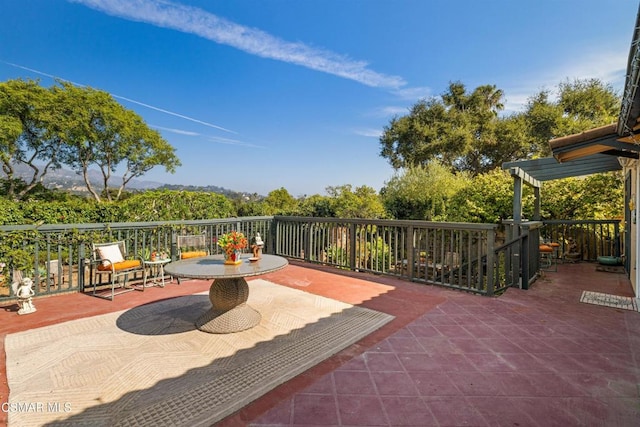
[1,260,639,426]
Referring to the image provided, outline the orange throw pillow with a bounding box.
[180,251,207,259]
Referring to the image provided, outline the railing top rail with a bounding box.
[494,233,529,252]
[0,216,275,233]
[542,219,622,225]
[517,221,544,230]
[274,216,498,231]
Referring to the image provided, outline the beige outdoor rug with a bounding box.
[580,290,639,312]
[5,279,394,426]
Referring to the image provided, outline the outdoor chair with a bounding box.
[91,240,143,300]
[175,233,209,283]
[539,242,558,272]
[45,259,64,288]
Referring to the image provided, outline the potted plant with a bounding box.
[217,231,248,265]
[138,247,151,261]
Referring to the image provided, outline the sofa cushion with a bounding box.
[180,251,207,259]
[97,259,141,272]
[539,245,553,253]
[97,244,124,266]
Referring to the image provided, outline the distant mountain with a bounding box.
[158,183,259,200]
[1,164,256,199]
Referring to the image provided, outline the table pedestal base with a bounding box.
[195,277,261,333]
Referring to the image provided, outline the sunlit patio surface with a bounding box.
[1,260,639,426]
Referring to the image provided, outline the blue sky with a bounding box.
[1,0,638,196]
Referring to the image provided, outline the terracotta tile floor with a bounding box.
[1,261,640,426]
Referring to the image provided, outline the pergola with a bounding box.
[502,152,626,225]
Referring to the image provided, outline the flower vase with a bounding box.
[224,250,243,265]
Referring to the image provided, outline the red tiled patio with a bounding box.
[1,260,639,426]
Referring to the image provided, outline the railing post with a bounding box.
[614,221,621,257]
[349,223,357,271]
[79,243,86,290]
[521,233,530,290]
[304,222,311,262]
[406,225,414,281]
[486,228,495,296]
[170,230,177,260]
[269,217,278,255]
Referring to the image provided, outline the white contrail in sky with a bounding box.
[0,60,236,134]
[70,0,406,89]
[113,94,236,134]
[152,125,264,148]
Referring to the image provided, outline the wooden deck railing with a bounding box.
[273,216,502,295]
[540,219,621,261]
[0,216,623,301]
[0,217,273,300]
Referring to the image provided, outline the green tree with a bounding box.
[118,190,236,221]
[52,82,181,202]
[523,78,620,155]
[541,173,623,220]
[298,194,333,217]
[447,169,535,223]
[259,187,300,215]
[380,82,529,175]
[0,79,64,200]
[326,184,387,219]
[381,162,467,220]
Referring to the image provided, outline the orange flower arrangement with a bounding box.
[217,231,248,263]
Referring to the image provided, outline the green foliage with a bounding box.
[541,173,623,220]
[0,198,25,225]
[381,163,467,220]
[298,194,333,217]
[380,82,527,175]
[0,79,63,200]
[235,199,269,217]
[118,190,236,221]
[0,230,38,275]
[0,78,625,229]
[523,78,620,155]
[326,244,347,266]
[0,79,181,202]
[18,199,93,224]
[447,169,535,223]
[52,82,181,202]
[138,247,151,261]
[260,188,300,215]
[358,236,392,271]
[325,185,388,219]
[381,79,621,176]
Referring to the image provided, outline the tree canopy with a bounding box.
[380,82,532,175]
[381,162,468,220]
[0,79,181,202]
[522,78,620,156]
[380,79,620,175]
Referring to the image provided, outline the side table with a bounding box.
[143,259,172,288]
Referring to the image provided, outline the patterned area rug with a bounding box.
[5,280,394,426]
[580,290,639,312]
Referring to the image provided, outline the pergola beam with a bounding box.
[508,167,541,189]
[507,167,541,230]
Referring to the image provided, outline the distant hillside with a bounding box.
[158,184,260,200]
[1,164,258,199]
